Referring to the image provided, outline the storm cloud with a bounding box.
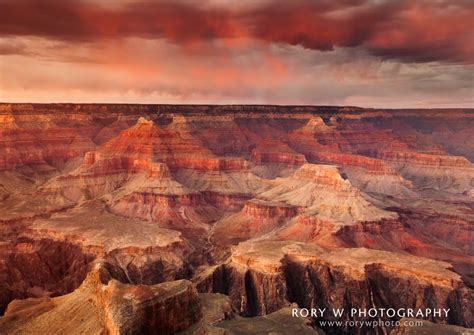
[0,0,472,106]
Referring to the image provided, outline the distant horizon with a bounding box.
[1,100,473,110]
[1,101,473,111]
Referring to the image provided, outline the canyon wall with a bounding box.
[0,104,473,334]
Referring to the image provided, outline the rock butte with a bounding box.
[0,104,473,334]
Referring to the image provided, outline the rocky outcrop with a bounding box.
[180,294,323,334]
[29,202,194,281]
[266,214,348,248]
[0,238,95,315]
[243,200,299,219]
[98,116,249,172]
[0,201,198,316]
[103,278,202,334]
[211,199,300,246]
[256,163,398,224]
[288,117,343,157]
[0,263,202,335]
[196,241,473,333]
[301,152,416,197]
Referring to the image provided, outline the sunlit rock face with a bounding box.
[0,104,473,334]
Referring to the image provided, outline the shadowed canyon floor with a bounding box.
[0,104,473,334]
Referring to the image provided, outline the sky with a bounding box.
[0,0,473,107]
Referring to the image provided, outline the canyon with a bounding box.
[0,104,473,334]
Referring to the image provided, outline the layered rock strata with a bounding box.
[1,104,473,334]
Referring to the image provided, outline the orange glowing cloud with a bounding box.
[0,0,472,63]
[0,0,472,106]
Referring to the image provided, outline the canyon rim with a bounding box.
[0,0,473,334]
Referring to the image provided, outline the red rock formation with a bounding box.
[251,139,306,166]
[211,199,298,246]
[371,150,472,168]
[269,214,348,248]
[288,117,342,157]
[0,128,95,172]
[180,116,256,156]
[110,191,219,235]
[0,238,95,315]
[201,192,251,211]
[196,242,474,333]
[243,200,299,219]
[99,116,248,172]
[103,278,202,334]
[1,104,473,334]
[366,150,474,192]
[307,152,397,175]
[0,264,202,335]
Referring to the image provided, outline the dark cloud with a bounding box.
[0,0,472,64]
[0,0,237,42]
